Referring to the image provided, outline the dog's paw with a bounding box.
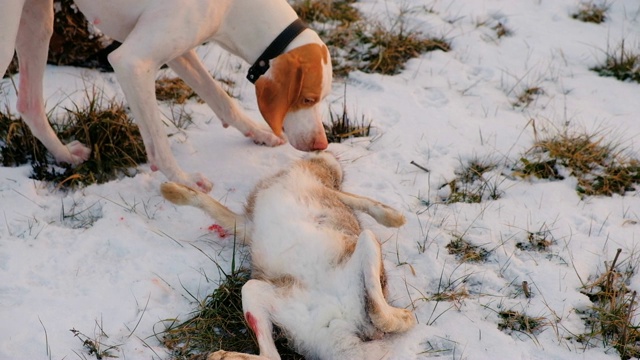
[56,140,91,166]
[245,127,285,147]
[189,172,213,193]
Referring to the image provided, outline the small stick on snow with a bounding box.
[410,161,430,173]
[522,281,531,299]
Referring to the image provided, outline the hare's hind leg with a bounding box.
[208,279,281,360]
[207,350,267,360]
[350,230,415,333]
[160,182,249,243]
[333,190,406,228]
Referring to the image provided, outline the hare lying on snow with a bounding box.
[161,152,416,359]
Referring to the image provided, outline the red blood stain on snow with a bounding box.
[245,311,260,337]
[151,277,171,292]
[207,224,228,238]
[93,17,101,25]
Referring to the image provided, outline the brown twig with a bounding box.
[606,248,622,292]
[522,281,531,299]
[410,160,430,173]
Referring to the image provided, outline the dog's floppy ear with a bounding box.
[255,53,304,137]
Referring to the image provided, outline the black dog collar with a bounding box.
[246,18,308,84]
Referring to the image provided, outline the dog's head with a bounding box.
[255,43,331,151]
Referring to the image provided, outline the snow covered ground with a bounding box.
[1,0,639,359]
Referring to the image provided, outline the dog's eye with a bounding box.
[302,98,316,106]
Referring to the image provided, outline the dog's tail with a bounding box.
[160,182,249,243]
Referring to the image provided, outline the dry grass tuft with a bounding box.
[515,223,556,253]
[430,287,469,304]
[572,1,609,24]
[155,75,236,105]
[513,86,544,109]
[430,272,470,307]
[70,328,119,359]
[475,17,513,41]
[291,0,450,77]
[0,108,48,167]
[163,268,253,358]
[514,157,560,181]
[292,0,361,24]
[492,22,512,39]
[446,235,489,263]
[163,268,303,359]
[514,131,640,196]
[324,109,371,143]
[156,77,203,104]
[0,88,146,189]
[439,157,502,204]
[324,88,372,143]
[355,25,450,75]
[577,249,640,359]
[516,226,555,252]
[592,40,640,83]
[498,310,547,335]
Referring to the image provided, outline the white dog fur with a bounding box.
[1,0,332,192]
[160,152,416,359]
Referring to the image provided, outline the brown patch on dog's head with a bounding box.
[255,43,329,137]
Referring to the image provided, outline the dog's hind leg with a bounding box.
[208,279,281,360]
[11,0,91,165]
[349,230,415,333]
[160,182,249,243]
[333,190,406,228]
[0,0,24,77]
[167,51,284,147]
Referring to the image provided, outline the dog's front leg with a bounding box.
[167,51,284,147]
[208,279,281,360]
[349,230,416,334]
[106,31,212,192]
[11,0,91,165]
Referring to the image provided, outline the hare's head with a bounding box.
[305,151,343,189]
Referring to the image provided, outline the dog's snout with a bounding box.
[311,137,328,151]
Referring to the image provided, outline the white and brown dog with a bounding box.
[0,0,332,192]
[161,152,416,359]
